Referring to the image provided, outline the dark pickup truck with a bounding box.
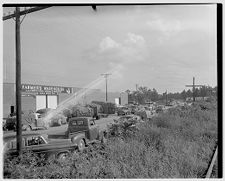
[49,117,106,151]
[4,132,78,160]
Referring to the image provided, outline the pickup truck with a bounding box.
[49,117,106,151]
[4,132,77,160]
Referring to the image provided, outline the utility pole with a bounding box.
[3,6,51,155]
[186,77,204,102]
[165,90,168,105]
[135,84,139,91]
[101,73,111,102]
[15,7,22,155]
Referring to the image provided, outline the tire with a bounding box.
[78,139,85,152]
[57,152,69,161]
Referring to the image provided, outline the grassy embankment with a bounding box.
[4,100,217,178]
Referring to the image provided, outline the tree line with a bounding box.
[125,85,217,104]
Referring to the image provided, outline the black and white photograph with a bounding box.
[2,2,221,179]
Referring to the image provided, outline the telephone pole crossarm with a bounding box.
[3,6,51,21]
[185,77,204,102]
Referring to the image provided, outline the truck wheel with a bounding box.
[78,139,85,151]
[57,152,69,161]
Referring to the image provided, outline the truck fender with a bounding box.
[71,133,86,146]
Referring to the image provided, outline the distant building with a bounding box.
[3,82,128,118]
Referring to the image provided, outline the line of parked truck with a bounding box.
[3,101,116,132]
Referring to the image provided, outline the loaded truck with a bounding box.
[48,116,107,151]
[3,111,47,131]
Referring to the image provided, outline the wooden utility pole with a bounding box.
[3,6,51,155]
[15,7,22,155]
[186,77,204,102]
[101,73,111,102]
[135,84,139,91]
[165,90,168,105]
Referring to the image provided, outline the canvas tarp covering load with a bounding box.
[91,101,115,114]
[86,103,104,114]
[70,104,94,117]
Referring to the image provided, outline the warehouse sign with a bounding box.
[21,84,73,95]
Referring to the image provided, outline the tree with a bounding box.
[181,90,187,101]
[199,86,207,99]
[186,89,192,100]
[151,88,159,101]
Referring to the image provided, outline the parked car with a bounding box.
[49,117,106,151]
[4,132,78,160]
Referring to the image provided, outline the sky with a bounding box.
[3,5,217,94]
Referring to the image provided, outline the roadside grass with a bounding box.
[4,100,218,178]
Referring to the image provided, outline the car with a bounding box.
[4,132,77,160]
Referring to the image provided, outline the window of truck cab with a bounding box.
[25,136,47,146]
[70,119,84,126]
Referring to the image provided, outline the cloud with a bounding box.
[99,36,120,52]
[146,18,182,37]
[98,33,147,64]
[125,32,145,46]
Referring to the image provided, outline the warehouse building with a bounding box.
[3,82,128,118]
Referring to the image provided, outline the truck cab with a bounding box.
[67,117,105,151]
